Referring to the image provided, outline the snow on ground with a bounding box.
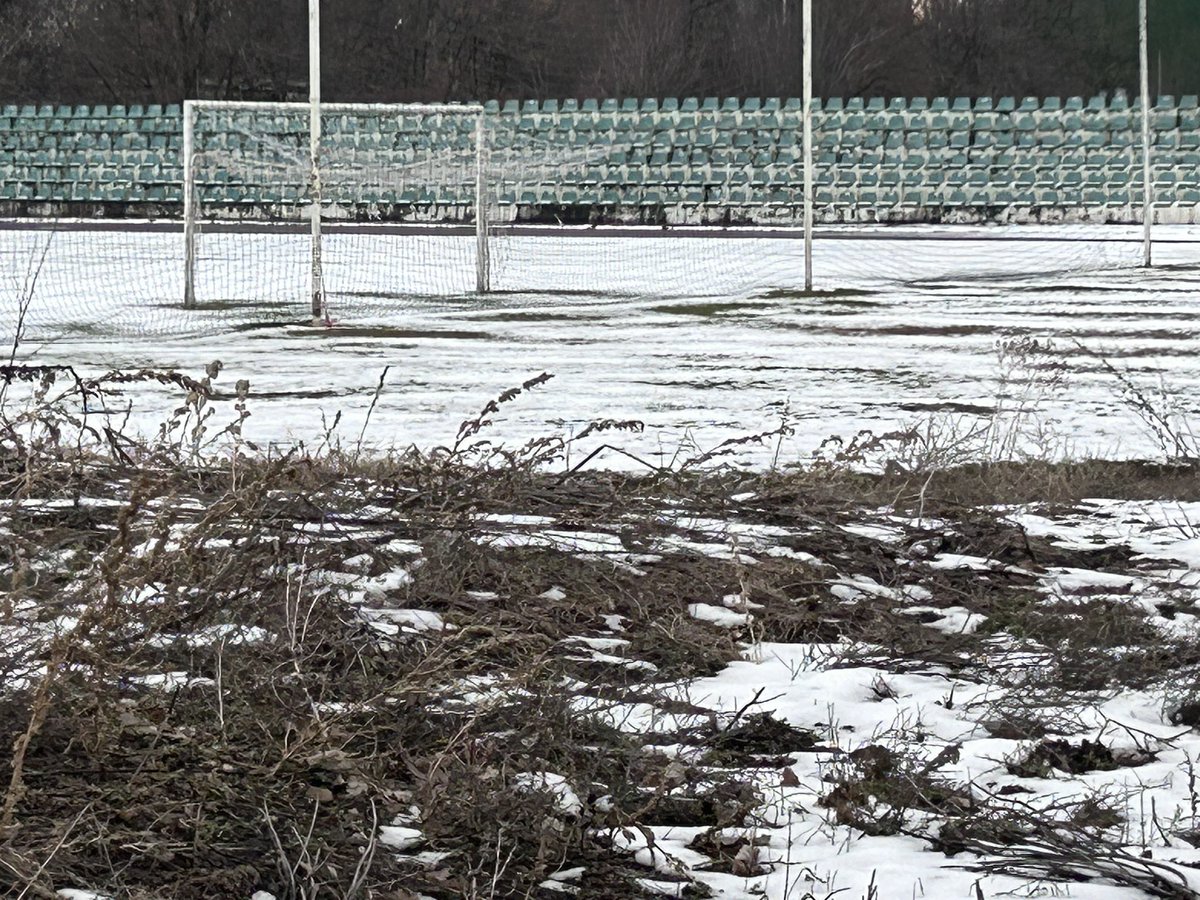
[3,224,1200,466]
[31,490,1200,899]
[13,223,1200,898]
[580,498,1200,899]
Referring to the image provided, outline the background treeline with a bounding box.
[0,0,1196,105]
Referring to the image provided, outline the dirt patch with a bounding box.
[1007,738,1156,778]
[650,301,773,317]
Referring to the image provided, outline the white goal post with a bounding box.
[181,99,490,314]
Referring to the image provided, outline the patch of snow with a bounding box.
[721,592,763,610]
[378,825,424,851]
[930,606,987,634]
[567,636,631,651]
[342,553,373,572]
[361,567,414,596]
[764,545,822,564]
[361,608,451,634]
[546,866,586,883]
[688,603,751,628]
[601,614,627,632]
[481,513,556,526]
[514,772,582,816]
[654,534,756,563]
[830,576,899,601]
[129,672,214,690]
[903,584,933,602]
[382,538,423,555]
[928,552,997,571]
[484,530,625,555]
[1046,566,1138,593]
[841,523,905,543]
[565,648,658,673]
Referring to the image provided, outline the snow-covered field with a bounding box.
[3,223,1200,465]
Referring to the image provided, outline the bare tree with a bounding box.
[813,0,917,97]
[915,0,1111,98]
[0,0,1187,107]
[591,0,703,98]
[0,0,86,98]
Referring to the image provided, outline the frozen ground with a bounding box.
[16,467,1200,899]
[3,222,1200,464]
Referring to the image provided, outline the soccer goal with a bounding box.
[182,100,493,321]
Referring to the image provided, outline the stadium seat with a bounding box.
[2,94,1195,219]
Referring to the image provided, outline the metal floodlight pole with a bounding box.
[309,0,326,322]
[1139,0,1153,267]
[802,0,814,292]
[182,100,196,308]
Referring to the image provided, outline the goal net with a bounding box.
[182,101,1153,330]
[184,102,495,321]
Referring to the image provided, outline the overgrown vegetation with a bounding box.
[2,344,1200,898]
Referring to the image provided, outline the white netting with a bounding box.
[0,224,1166,341]
[0,101,1185,340]
[184,103,1151,324]
[189,104,483,311]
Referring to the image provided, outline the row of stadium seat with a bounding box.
[5,94,1198,118]
[4,96,1200,215]
[485,95,1199,113]
[6,161,1200,196]
[1,104,183,118]
[8,181,1196,210]
[2,107,1195,141]
[8,159,1198,195]
[6,141,1197,162]
[4,135,1194,164]
[4,127,1195,160]
[6,110,1192,134]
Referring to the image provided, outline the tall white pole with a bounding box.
[475,113,490,293]
[309,0,326,322]
[1140,0,1153,267]
[802,0,814,292]
[182,100,196,308]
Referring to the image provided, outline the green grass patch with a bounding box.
[261,325,497,341]
[757,287,879,302]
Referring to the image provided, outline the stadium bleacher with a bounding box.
[1,95,1198,222]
